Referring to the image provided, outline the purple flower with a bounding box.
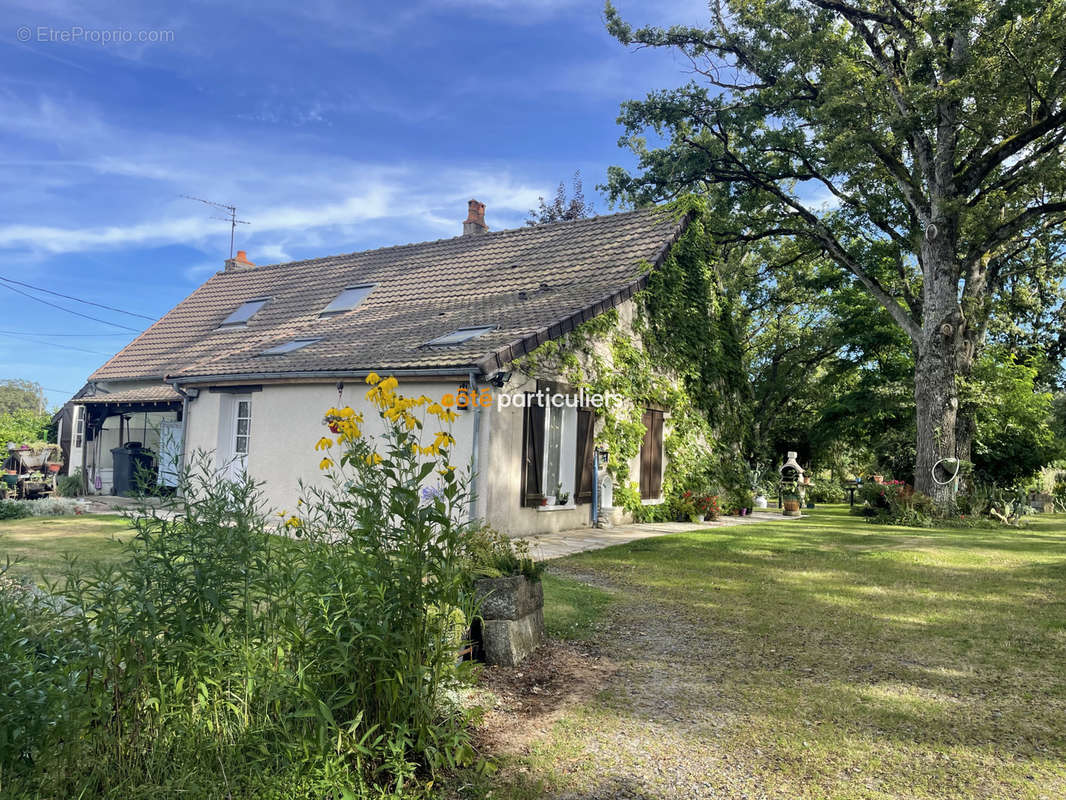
[421,486,442,501]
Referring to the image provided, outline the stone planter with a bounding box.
[473,575,544,667]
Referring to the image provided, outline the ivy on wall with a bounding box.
[511,198,751,518]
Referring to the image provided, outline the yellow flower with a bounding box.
[427,403,443,415]
[314,436,333,451]
[319,457,334,470]
[284,517,302,530]
[363,452,383,466]
[365,372,381,385]
[380,376,399,392]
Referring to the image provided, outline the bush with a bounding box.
[464,524,543,581]
[853,480,936,526]
[55,469,83,497]
[807,481,846,504]
[0,573,84,779]
[6,376,486,798]
[25,497,90,516]
[0,500,31,520]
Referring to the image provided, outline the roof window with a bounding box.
[220,298,269,326]
[259,338,321,355]
[320,284,375,315]
[424,326,496,346]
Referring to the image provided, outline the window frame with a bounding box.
[219,297,270,327]
[424,325,496,346]
[319,284,375,316]
[258,337,322,356]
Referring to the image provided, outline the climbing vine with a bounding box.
[511,198,751,518]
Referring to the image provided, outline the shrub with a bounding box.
[807,481,846,504]
[0,573,84,779]
[7,376,486,797]
[0,500,31,520]
[55,469,83,497]
[464,524,543,581]
[853,480,936,526]
[25,497,90,516]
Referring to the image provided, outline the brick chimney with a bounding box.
[224,249,256,271]
[462,199,488,236]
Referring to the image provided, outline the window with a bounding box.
[259,338,321,355]
[544,401,565,494]
[321,285,374,315]
[220,298,269,326]
[73,405,84,449]
[425,326,495,346]
[639,409,664,499]
[520,386,580,508]
[234,399,251,456]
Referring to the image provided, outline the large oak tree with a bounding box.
[605,0,1066,503]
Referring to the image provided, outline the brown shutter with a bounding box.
[649,410,663,498]
[639,409,664,499]
[521,395,546,507]
[574,408,595,504]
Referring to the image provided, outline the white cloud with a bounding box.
[0,92,550,261]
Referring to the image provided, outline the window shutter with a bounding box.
[574,408,595,504]
[521,395,546,507]
[639,409,664,499]
[649,410,663,498]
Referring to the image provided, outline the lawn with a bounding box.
[0,514,134,584]
[490,506,1066,799]
[4,507,1065,798]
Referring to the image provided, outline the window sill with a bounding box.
[641,497,665,506]
[536,503,578,512]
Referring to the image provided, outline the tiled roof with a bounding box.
[90,206,687,383]
[79,385,183,404]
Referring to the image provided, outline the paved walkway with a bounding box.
[525,510,802,560]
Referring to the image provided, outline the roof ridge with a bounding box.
[226,205,663,276]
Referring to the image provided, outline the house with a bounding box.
[68,201,692,534]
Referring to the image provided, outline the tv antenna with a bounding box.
[181,195,250,259]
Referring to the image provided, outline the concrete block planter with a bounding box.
[473,575,544,667]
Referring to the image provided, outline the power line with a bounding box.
[0,282,142,332]
[0,329,134,337]
[0,331,113,356]
[0,275,156,320]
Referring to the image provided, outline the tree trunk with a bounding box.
[913,239,962,507]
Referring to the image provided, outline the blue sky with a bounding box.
[0,0,709,409]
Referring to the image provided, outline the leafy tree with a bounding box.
[0,407,51,444]
[527,171,594,225]
[969,349,1062,484]
[0,379,46,416]
[605,0,1066,505]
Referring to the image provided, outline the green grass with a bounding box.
[506,505,1066,799]
[0,514,134,584]
[542,573,613,639]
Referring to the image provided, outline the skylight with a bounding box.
[320,284,375,315]
[425,326,496,346]
[220,298,269,326]
[259,338,322,355]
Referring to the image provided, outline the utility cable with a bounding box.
[0,274,155,320]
